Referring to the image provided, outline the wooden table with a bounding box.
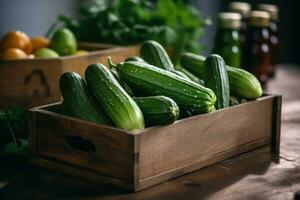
[1,65,300,200]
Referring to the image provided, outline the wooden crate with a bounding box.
[0,43,140,109]
[28,94,281,192]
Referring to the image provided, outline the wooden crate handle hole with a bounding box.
[65,136,96,153]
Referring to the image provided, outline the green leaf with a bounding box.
[6,106,28,139]
[80,0,109,16]
[2,139,28,157]
[57,0,208,61]
[154,0,178,27]
[147,26,177,46]
[0,106,29,154]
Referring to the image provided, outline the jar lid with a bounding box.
[228,2,251,18]
[249,10,270,27]
[218,12,242,29]
[258,4,279,20]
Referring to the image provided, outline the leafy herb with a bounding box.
[0,106,28,156]
[2,139,28,157]
[58,0,209,62]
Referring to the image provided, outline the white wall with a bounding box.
[0,0,80,37]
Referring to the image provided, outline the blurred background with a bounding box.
[0,0,299,64]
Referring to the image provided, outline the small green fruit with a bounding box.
[51,28,77,56]
[34,48,59,58]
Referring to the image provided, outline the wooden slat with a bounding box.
[31,109,135,182]
[272,95,282,157]
[0,45,140,109]
[78,42,118,50]
[31,158,134,191]
[28,110,37,156]
[137,96,275,181]
[136,141,272,191]
[0,59,63,108]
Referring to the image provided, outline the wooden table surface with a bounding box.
[0,65,300,200]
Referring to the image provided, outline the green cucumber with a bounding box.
[180,53,206,77]
[133,96,179,127]
[109,59,216,115]
[140,40,174,71]
[127,53,194,83]
[203,54,230,109]
[176,66,203,85]
[110,68,134,97]
[226,67,262,99]
[59,72,112,125]
[85,63,144,131]
[180,52,262,99]
[172,70,191,80]
[125,56,146,63]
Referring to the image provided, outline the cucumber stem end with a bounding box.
[108,57,117,69]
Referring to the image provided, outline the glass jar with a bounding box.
[244,11,271,87]
[258,4,279,78]
[213,12,242,68]
[228,2,251,67]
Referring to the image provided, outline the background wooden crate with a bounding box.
[0,43,140,109]
[29,94,281,192]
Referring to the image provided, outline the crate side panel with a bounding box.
[32,157,135,191]
[0,45,139,109]
[78,42,117,51]
[0,59,62,108]
[35,111,135,182]
[138,98,274,179]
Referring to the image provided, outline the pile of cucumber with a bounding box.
[59,40,262,131]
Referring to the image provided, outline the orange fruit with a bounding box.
[0,31,32,54]
[31,36,50,51]
[0,48,28,60]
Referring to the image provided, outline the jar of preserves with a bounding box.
[213,12,242,68]
[258,4,279,78]
[244,11,271,87]
[228,2,251,67]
